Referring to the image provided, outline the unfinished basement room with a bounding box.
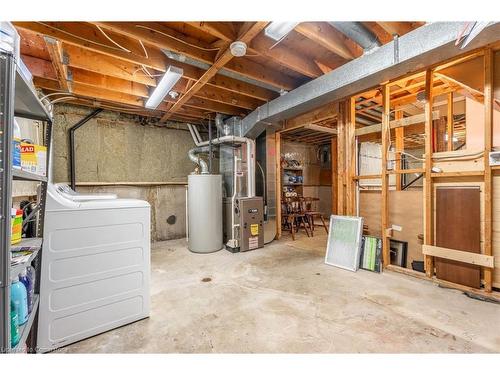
[2,3,500,369]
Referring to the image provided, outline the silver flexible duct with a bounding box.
[215,113,231,136]
[188,147,209,174]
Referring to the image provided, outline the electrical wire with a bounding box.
[50,96,76,104]
[135,24,221,52]
[139,40,148,58]
[38,22,132,54]
[40,91,72,102]
[141,65,154,78]
[95,24,132,53]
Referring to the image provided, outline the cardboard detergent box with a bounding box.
[21,142,47,176]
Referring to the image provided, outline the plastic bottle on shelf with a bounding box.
[10,300,20,347]
[27,266,36,291]
[12,118,22,170]
[19,269,34,314]
[10,275,28,325]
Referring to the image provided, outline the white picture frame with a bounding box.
[324,215,364,272]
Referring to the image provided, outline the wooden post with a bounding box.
[275,131,282,239]
[381,84,391,267]
[337,101,347,215]
[446,92,454,151]
[484,48,493,292]
[331,136,338,215]
[395,110,404,191]
[346,96,357,215]
[424,69,435,278]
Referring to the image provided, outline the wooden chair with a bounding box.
[281,197,311,240]
[302,197,328,236]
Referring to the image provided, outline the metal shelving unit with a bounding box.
[1,49,52,353]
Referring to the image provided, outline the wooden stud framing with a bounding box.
[346,96,357,215]
[331,136,338,215]
[336,101,347,215]
[275,131,282,240]
[484,48,493,292]
[395,110,404,190]
[422,245,494,268]
[381,84,391,267]
[446,92,454,151]
[424,69,435,278]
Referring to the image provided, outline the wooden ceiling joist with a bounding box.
[15,21,424,121]
[44,37,69,91]
[14,22,167,71]
[160,22,268,122]
[295,22,362,60]
[286,102,338,128]
[187,21,323,78]
[94,21,298,91]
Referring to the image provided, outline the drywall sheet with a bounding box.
[325,215,363,272]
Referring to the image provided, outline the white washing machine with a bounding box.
[37,183,151,352]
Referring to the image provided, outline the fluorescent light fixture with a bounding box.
[264,22,299,41]
[145,66,183,109]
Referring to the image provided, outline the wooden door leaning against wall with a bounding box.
[435,187,481,288]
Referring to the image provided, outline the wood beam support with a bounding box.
[424,69,435,278]
[337,101,348,215]
[275,131,282,239]
[484,48,493,292]
[346,96,357,216]
[332,136,338,215]
[381,84,391,267]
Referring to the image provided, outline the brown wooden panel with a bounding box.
[435,187,481,288]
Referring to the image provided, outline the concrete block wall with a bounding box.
[52,103,195,241]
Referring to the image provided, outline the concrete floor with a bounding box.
[59,231,500,353]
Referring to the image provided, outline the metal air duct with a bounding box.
[329,22,381,53]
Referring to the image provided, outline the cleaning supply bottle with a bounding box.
[19,269,33,314]
[12,118,22,170]
[27,266,36,291]
[10,275,28,325]
[10,300,20,347]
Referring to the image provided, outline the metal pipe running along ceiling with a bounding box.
[237,22,500,138]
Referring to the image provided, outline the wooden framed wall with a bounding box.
[272,45,499,297]
[344,46,498,296]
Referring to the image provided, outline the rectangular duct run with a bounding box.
[237,22,500,138]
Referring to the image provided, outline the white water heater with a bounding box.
[187,174,223,253]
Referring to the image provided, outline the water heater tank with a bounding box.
[187,174,223,253]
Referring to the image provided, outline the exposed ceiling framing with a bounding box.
[14,21,424,124]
